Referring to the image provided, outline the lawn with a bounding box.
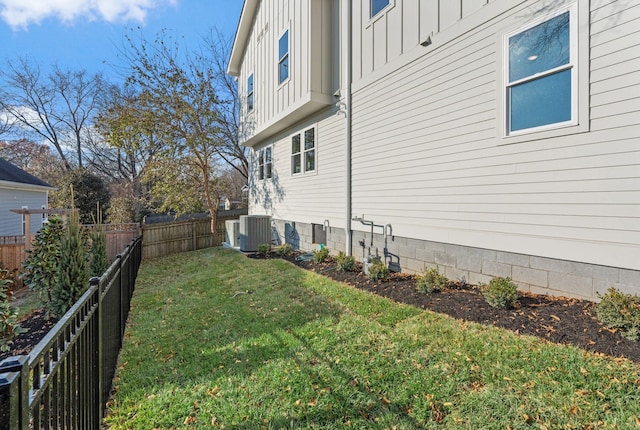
[105,248,640,429]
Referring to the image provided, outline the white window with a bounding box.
[291,127,315,175]
[41,205,48,223]
[278,30,289,84]
[291,134,301,174]
[21,205,28,235]
[258,146,272,180]
[247,73,254,112]
[505,5,576,135]
[371,0,390,18]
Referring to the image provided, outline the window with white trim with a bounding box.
[247,73,254,112]
[291,127,315,175]
[278,30,289,84]
[258,146,272,180]
[506,5,576,135]
[371,0,390,18]
[21,206,27,235]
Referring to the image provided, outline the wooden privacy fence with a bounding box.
[83,224,140,262]
[0,224,140,274]
[142,210,247,259]
[0,235,143,430]
[0,236,25,277]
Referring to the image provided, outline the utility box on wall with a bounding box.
[239,215,272,252]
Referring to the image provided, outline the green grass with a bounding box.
[105,248,640,429]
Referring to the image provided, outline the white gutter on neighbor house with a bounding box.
[345,0,353,257]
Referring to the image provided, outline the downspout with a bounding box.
[345,0,353,256]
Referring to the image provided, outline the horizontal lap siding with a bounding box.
[0,189,47,236]
[350,0,640,270]
[250,109,346,227]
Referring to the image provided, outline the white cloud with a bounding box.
[0,0,176,30]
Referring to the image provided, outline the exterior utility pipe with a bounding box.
[345,0,353,256]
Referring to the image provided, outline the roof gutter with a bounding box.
[227,0,259,76]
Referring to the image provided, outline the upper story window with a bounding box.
[258,146,272,180]
[371,0,390,18]
[291,127,316,175]
[278,30,289,84]
[506,6,575,135]
[247,73,254,112]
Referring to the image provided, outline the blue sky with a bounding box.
[0,0,244,82]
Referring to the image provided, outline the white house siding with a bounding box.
[236,0,336,146]
[353,0,495,82]
[349,0,640,284]
[0,187,48,236]
[248,106,346,241]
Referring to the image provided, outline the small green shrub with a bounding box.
[274,243,292,257]
[335,251,356,272]
[482,277,518,309]
[256,243,271,257]
[596,288,640,341]
[51,209,90,318]
[90,226,109,277]
[21,216,65,307]
[367,258,389,282]
[312,247,330,263]
[416,267,448,293]
[0,277,24,352]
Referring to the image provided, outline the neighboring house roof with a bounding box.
[0,157,52,188]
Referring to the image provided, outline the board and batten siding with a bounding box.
[349,0,640,271]
[236,0,336,147]
[352,0,495,82]
[248,107,346,230]
[0,188,48,236]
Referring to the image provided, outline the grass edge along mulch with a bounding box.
[105,248,640,429]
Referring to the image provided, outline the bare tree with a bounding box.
[0,57,106,170]
[109,28,246,240]
[94,84,162,221]
[0,139,65,185]
[203,29,248,179]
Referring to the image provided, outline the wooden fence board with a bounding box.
[0,224,140,273]
[142,213,243,260]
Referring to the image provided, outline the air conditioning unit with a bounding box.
[225,220,240,247]
[240,215,272,252]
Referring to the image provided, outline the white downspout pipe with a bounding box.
[345,0,353,256]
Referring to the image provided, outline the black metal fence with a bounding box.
[0,235,143,430]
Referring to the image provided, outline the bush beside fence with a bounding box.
[0,235,142,430]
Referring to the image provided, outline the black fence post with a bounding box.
[0,355,29,430]
[90,276,103,427]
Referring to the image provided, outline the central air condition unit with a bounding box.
[225,220,241,247]
[240,215,272,252]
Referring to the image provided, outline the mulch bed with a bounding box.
[0,308,58,362]
[273,253,640,364]
[3,252,639,365]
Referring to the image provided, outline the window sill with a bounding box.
[498,121,589,146]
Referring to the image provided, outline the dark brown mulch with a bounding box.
[0,308,58,362]
[270,252,640,364]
